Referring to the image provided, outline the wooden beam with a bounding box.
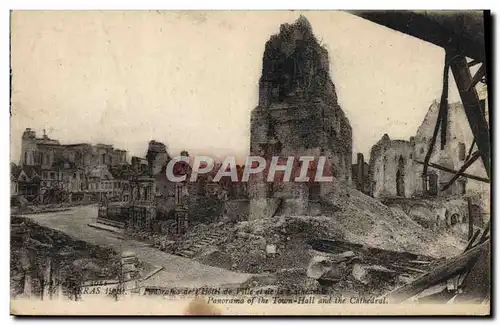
[467,59,481,68]
[440,56,450,150]
[459,219,490,293]
[465,139,476,163]
[422,55,450,180]
[467,198,476,242]
[349,11,486,61]
[449,53,491,178]
[465,229,481,251]
[414,160,489,184]
[440,151,481,191]
[457,225,485,290]
[466,63,486,92]
[385,239,489,303]
[477,220,490,244]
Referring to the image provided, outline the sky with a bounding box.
[10,10,464,164]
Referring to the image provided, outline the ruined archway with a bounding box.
[450,213,460,226]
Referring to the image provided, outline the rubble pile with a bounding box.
[385,196,468,226]
[318,181,467,256]
[10,217,121,299]
[166,184,467,262]
[238,243,439,298]
[165,181,468,295]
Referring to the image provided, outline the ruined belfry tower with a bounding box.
[249,16,352,220]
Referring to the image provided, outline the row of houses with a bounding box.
[12,128,161,228]
[11,159,134,205]
[11,128,234,235]
[12,128,131,205]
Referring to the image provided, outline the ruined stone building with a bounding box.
[249,16,352,220]
[368,134,417,198]
[368,100,490,200]
[87,165,130,202]
[15,128,128,203]
[102,142,219,234]
[99,153,157,230]
[20,128,127,170]
[146,140,171,175]
[154,150,191,222]
[351,153,370,195]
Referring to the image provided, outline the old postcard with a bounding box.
[9,10,491,316]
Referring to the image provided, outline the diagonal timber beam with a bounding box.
[465,139,476,162]
[466,63,486,92]
[467,60,481,68]
[422,53,450,182]
[384,239,489,303]
[448,53,491,178]
[414,160,489,184]
[440,151,481,191]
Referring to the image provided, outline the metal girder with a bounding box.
[422,54,450,189]
[465,139,476,162]
[414,160,489,184]
[449,53,491,178]
[349,10,486,62]
[440,151,481,191]
[351,11,491,181]
[466,63,486,92]
[468,60,481,68]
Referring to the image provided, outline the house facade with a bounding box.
[16,128,129,204]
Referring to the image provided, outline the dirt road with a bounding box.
[18,205,251,288]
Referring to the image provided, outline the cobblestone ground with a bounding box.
[19,205,251,288]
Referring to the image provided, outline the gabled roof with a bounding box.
[17,166,42,182]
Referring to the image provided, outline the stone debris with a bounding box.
[266,244,277,256]
[306,251,357,280]
[306,256,331,279]
[352,264,398,285]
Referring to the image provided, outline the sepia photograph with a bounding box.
[9,10,491,316]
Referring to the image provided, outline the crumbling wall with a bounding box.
[368,134,416,198]
[368,101,491,200]
[223,199,250,222]
[146,140,170,176]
